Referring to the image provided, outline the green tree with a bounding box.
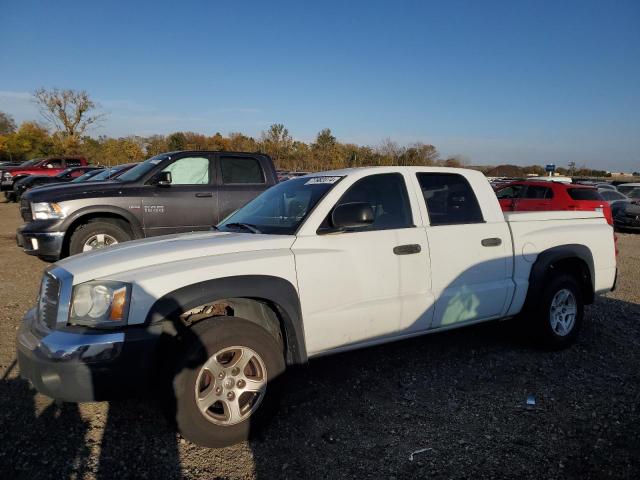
[167,132,187,151]
[0,111,17,135]
[260,123,293,167]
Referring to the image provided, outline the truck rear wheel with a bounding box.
[172,317,285,448]
[531,274,584,349]
[69,220,132,256]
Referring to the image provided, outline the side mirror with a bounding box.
[153,171,172,186]
[331,202,374,230]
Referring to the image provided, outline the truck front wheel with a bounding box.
[173,317,285,448]
[531,274,584,349]
[68,220,132,256]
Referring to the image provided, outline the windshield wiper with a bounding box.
[224,222,262,234]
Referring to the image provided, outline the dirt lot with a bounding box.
[0,201,638,479]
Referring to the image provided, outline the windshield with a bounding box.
[84,165,130,181]
[71,169,104,183]
[116,154,169,182]
[628,188,640,199]
[618,185,639,196]
[19,159,41,167]
[218,176,343,235]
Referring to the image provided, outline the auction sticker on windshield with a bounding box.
[304,176,342,185]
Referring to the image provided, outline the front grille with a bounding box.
[38,273,60,329]
[20,198,33,222]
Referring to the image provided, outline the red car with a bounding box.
[1,156,88,201]
[495,180,613,225]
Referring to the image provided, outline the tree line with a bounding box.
[0,88,630,177]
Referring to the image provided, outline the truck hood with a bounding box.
[24,181,123,203]
[56,231,296,283]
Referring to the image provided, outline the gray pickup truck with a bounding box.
[17,151,278,260]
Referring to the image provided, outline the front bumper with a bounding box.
[16,225,64,259]
[17,308,162,402]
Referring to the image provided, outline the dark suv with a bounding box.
[17,151,277,260]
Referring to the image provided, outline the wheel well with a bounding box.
[547,257,594,304]
[176,298,286,355]
[62,213,134,257]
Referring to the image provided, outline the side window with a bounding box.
[496,184,524,199]
[329,173,413,231]
[220,156,265,184]
[417,173,484,226]
[66,159,82,167]
[523,186,553,199]
[44,159,63,168]
[162,157,210,185]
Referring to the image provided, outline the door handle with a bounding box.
[481,237,502,247]
[393,244,421,255]
[195,192,213,198]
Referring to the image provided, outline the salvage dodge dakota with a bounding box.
[17,167,617,447]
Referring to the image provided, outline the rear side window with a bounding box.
[220,156,265,184]
[567,188,603,201]
[44,159,63,168]
[417,173,484,225]
[66,159,83,167]
[496,184,524,199]
[523,186,553,199]
[332,173,413,230]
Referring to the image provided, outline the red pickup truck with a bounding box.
[1,156,89,201]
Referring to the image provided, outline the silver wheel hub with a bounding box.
[82,233,118,252]
[195,346,267,426]
[549,288,577,336]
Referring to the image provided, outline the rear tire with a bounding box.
[172,317,285,448]
[68,220,132,256]
[530,274,584,349]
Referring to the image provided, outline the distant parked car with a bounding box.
[495,180,613,225]
[613,201,640,232]
[13,166,103,200]
[17,151,277,260]
[594,183,617,191]
[617,183,640,196]
[1,156,89,201]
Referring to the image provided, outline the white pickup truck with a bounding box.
[17,166,617,447]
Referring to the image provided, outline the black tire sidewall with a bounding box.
[173,317,285,448]
[534,274,584,349]
[69,221,132,255]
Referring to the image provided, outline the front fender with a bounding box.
[145,275,307,365]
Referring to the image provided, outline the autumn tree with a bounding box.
[33,88,105,142]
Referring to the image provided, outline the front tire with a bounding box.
[173,317,285,448]
[68,220,132,256]
[531,274,584,349]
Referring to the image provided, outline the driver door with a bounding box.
[142,155,217,237]
[292,173,432,356]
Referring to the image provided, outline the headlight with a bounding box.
[3,171,12,179]
[31,202,66,220]
[69,281,131,328]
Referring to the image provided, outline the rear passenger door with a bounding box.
[415,173,512,329]
[215,154,270,223]
[514,185,554,211]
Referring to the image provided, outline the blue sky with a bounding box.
[1,0,639,170]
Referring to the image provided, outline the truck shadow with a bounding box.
[3,295,638,478]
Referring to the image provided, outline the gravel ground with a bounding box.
[0,201,638,479]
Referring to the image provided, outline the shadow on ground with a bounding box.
[1,296,639,479]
